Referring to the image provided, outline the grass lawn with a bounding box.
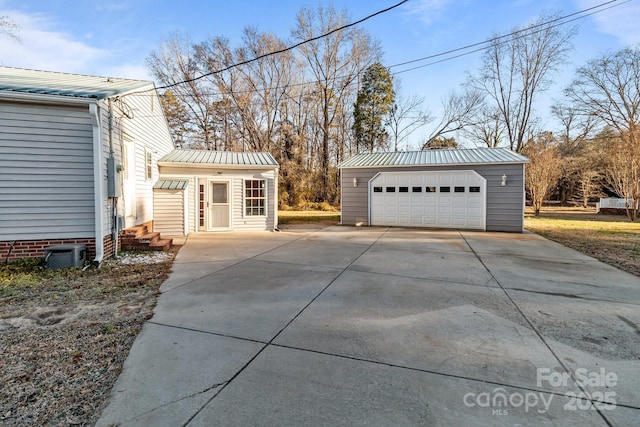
[525,206,640,277]
[278,210,341,225]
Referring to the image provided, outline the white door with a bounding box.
[370,171,486,230]
[207,181,230,230]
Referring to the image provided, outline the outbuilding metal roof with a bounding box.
[0,66,153,99]
[153,179,190,190]
[158,150,278,168]
[339,148,529,168]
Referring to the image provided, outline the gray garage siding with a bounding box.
[341,163,525,232]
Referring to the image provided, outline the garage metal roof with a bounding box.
[158,149,278,168]
[0,66,153,99]
[339,148,529,168]
[153,179,190,190]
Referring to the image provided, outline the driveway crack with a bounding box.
[458,231,615,427]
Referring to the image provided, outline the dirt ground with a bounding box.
[0,251,175,426]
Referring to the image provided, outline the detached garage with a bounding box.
[339,148,529,232]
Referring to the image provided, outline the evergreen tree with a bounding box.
[352,62,394,153]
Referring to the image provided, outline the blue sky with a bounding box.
[0,0,638,147]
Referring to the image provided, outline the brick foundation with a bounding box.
[0,235,118,263]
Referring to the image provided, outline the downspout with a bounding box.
[274,167,279,231]
[107,98,119,257]
[90,102,105,266]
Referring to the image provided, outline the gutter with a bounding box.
[0,90,96,105]
[89,103,105,266]
[156,161,278,170]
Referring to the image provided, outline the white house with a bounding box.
[0,67,174,263]
[154,149,279,234]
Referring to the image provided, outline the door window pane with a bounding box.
[212,183,227,203]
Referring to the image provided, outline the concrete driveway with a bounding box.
[97,226,640,426]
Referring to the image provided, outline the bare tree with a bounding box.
[147,33,218,149]
[292,4,380,201]
[564,46,640,220]
[387,80,432,151]
[601,130,640,220]
[468,13,576,152]
[464,106,504,148]
[422,89,483,149]
[0,16,19,41]
[523,132,563,215]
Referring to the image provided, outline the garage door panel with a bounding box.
[370,170,485,230]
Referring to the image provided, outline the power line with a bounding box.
[391,0,629,76]
[387,0,622,70]
[142,0,624,100]
[155,0,408,91]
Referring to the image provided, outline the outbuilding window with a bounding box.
[145,149,153,180]
[245,179,266,216]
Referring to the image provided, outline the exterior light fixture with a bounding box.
[353,177,358,187]
[501,174,507,186]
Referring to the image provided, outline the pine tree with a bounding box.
[352,62,394,153]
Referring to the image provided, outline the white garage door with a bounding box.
[369,170,486,229]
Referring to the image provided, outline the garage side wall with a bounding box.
[341,164,525,232]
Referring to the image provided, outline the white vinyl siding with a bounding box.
[0,101,95,240]
[153,189,187,235]
[158,166,277,233]
[114,91,174,228]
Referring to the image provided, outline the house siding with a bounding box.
[159,166,277,233]
[0,101,95,240]
[341,163,525,232]
[153,189,187,235]
[108,91,175,231]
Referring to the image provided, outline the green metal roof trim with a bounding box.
[339,148,530,168]
[153,179,190,190]
[0,66,153,99]
[159,149,279,167]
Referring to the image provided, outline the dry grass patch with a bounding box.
[525,207,640,276]
[278,210,341,225]
[0,251,175,426]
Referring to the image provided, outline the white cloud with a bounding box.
[574,0,640,46]
[0,10,107,73]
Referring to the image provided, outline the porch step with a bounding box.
[120,226,172,252]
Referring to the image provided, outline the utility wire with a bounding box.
[391,0,629,75]
[388,0,622,69]
[143,0,624,100]
[155,0,408,91]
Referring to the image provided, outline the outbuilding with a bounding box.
[339,148,529,232]
[153,150,279,235]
